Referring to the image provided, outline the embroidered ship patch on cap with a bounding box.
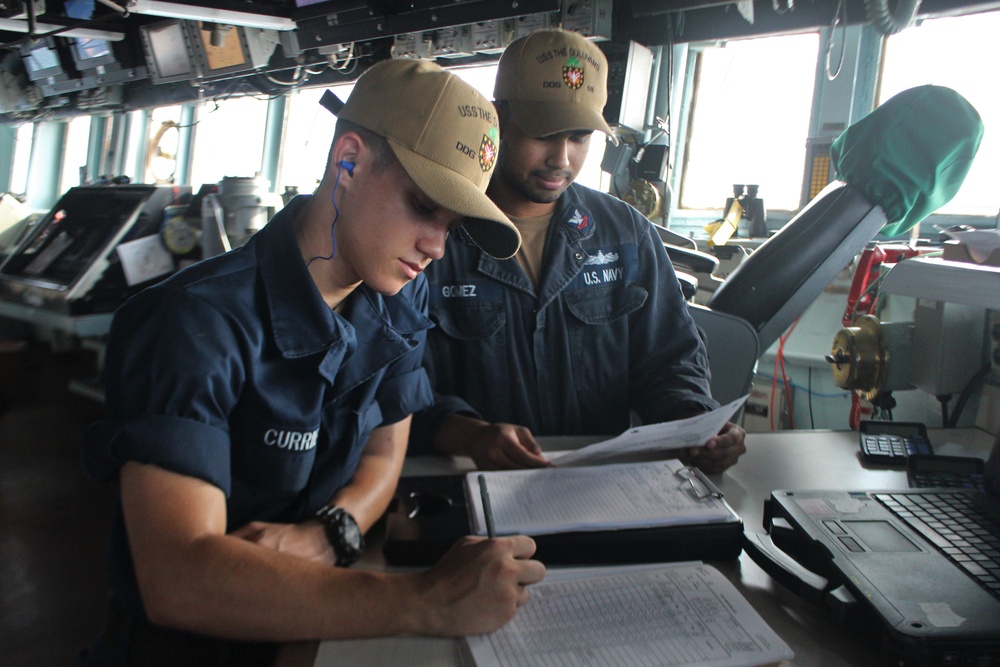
[563,57,584,90]
[479,127,498,172]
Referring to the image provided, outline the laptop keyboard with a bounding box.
[875,491,1000,600]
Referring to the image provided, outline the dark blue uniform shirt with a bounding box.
[81,195,433,663]
[411,183,718,451]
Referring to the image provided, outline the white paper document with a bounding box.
[116,234,175,286]
[942,227,1000,262]
[549,395,748,467]
[466,459,738,537]
[464,561,794,667]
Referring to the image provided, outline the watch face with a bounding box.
[341,513,362,548]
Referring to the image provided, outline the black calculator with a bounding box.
[858,420,932,466]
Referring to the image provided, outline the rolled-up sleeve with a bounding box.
[81,286,244,495]
[82,415,233,494]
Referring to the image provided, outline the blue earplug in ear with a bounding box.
[338,160,355,176]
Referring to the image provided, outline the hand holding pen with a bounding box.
[416,476,544,635]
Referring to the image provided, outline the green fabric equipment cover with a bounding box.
[830,84,984,238]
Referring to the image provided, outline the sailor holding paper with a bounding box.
[410,29,746,473]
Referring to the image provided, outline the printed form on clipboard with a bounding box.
[466,459,738,537]
[548,395,748,467]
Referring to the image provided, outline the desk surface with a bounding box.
[281,427,996,667]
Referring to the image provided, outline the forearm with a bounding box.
[122,461,432,642]
[150,530,547,642]
[329,418,410,532]
[123,443,545,643]
[409,392,483,456]
[432,413,490,458]
[139,531,428,641]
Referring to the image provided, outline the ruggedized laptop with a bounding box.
[746,435,1000,666]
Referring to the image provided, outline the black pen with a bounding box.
[478,473,496,538]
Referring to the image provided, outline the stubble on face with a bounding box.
[495,143,573,206]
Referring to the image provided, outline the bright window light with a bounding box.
[59,115,92,192]
[680,33,819,211]
[880,11,1000,217]
[189,96,268,190]
[10,123,34,198]
[279,83,355,196]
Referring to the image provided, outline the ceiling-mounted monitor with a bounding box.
[198,23,247,72]
[70,36,118,72]
[140,18,278,85]
[140,19,199,84]
[192,21,278,78]
[20,38,66,81]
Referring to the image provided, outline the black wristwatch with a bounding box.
[314,505,365,567]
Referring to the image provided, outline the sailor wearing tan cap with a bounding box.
[78,59,543,667]
[414,29,747,473]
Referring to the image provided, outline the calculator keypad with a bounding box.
[861,434,932,461]
[909,471,985,491]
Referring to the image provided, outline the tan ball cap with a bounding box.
[494,29,617,143]
[338,59,521,259]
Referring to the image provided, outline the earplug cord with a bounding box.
[307,161,352,266]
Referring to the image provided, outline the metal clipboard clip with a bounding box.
[675,465,724,500]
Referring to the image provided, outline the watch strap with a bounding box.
[314,505,364,567]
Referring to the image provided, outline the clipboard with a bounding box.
[383,464,745,567]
